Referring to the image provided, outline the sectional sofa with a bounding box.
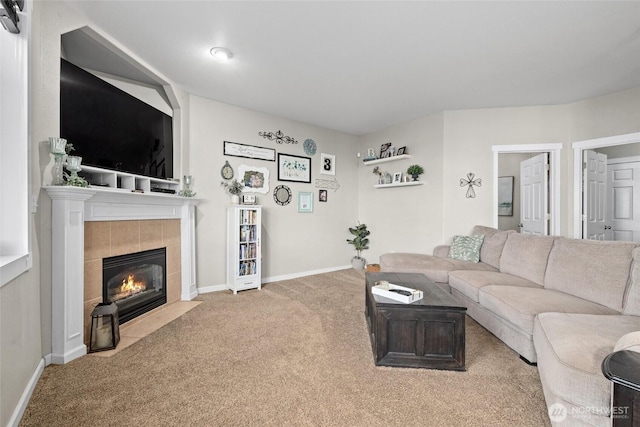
[379,225,640,427]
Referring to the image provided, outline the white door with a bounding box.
[583,150,607,240]
[607,160,640,242]
[520,153,548,235]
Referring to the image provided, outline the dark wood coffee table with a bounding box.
[365,272,467,371]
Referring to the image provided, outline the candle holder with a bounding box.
[49,137,67,185]
[179,175,196,197]
[64,155,88,187]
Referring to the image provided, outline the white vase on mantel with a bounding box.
[230,194,240,205]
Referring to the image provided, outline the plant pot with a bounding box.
[411,174,419,181]
[230,194,240,204]
[351,257,366,269]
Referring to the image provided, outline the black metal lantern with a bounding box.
[89,302,120,352]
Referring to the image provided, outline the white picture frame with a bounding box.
[238,164,270,194]
[320,153,336,175]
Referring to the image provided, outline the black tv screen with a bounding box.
[60,58,173,179]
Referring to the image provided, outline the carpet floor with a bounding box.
[21,269,550,426]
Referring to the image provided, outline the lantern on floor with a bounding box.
[89,302,120,352]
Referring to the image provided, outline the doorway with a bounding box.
[572,133,640,239]
[492,144,562,235]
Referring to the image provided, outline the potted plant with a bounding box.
[347,222,370,269]
[220,179,244,204]
[407,164,425,181]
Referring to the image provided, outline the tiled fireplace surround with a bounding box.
[45,186,199,364]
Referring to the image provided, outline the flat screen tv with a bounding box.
[60,58,173,180]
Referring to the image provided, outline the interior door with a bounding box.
[583,150,607,240]
[520,153,548,235]
[607,160,640,242]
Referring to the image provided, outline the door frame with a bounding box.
[572,132,640,239]
[492,143,562,235]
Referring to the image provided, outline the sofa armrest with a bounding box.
[615,331,640,353]
[433,245,450,258]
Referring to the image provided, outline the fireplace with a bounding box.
[103,248,167,324]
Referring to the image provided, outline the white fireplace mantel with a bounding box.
[44,186,200,364]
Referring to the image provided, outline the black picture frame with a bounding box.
[380,142,392,158]
[396,146,407,155]
[277,153,312,183]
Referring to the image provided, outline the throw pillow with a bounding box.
[449,234,485,263]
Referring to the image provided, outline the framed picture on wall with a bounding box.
[278,153,311,183]
[498,176,514,216]
[320,153,336,175]
[298,192,313,213]
[238,164,270,194]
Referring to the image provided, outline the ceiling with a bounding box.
[62,1,640,136]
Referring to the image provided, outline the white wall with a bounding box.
[188,95,360,287]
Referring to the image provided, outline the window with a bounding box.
[0,3,31,287]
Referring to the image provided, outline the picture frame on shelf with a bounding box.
[320,153,336,175]
[396,146,407,155]
[393,172,402,183]
[278,153,311,183]
[238,164,270,194]
[380,142,392,158]
[298,192,313,213]
[241,194,257,205]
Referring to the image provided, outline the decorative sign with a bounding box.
[320,153,335,175]
[314,178,340,192]
[460,172,482,198]
[223,141,275,161]
[259,130,298,144]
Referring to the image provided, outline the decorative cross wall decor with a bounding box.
[460,172,482,198]
[258,130,298,144]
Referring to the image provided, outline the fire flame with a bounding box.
[119,274,146,297]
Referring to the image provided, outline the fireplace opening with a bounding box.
[103,248,167,324]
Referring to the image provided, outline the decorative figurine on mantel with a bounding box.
[49,137,67,185]
[179,175,197,197]
[64,155,88,187]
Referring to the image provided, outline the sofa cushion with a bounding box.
[614,331,640,352]
[623,247,640,315]
[533,313,640,412]
[448,270,540,303]
[471,225,514,270]
[379,252,497,284]
[499,233,555,285]
[449,234,484,262]
[544,238,636,312]
[479,286,618,335]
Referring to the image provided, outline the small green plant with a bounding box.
[347,222,370,260]
[220,179,244,195]
[407,164,424,176]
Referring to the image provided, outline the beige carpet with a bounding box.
[21,269,550,426]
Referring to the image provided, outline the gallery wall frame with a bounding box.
[224,141,276,161]
[278,153,311,183]
[320,153,335,175]
[238,164,270,194]
[298,192,313,213]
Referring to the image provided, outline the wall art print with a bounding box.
[223,141,276,161]
[278,153,311,183]
[320,153,336,176]
[238,164,270,194]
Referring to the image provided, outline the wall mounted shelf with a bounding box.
[374,181,424,189]
[362,154,412,166]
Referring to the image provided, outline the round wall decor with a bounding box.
[303,139,317,156]
[273,185,292,206]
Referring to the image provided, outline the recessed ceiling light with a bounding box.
[210,47,233,61]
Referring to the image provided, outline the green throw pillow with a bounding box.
[449,235,485,263]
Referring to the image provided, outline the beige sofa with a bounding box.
[379,225,640,427]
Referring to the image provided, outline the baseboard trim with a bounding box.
[197,265,352,295]
[8,357,45,427]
